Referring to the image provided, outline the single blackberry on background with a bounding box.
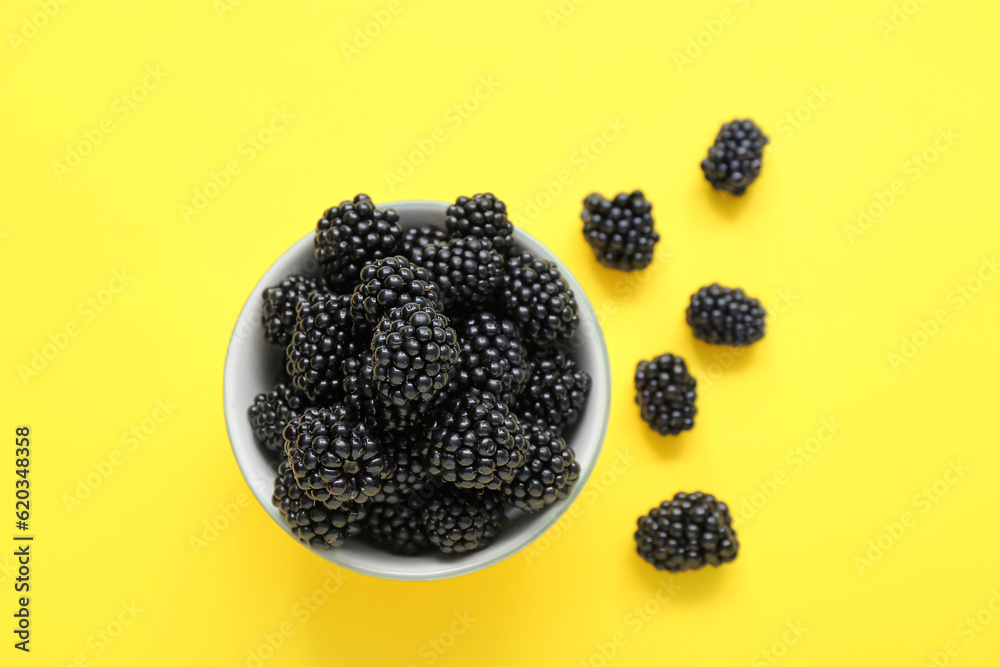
[349,256,440,325]
[445,193,515,255]
[283,406,391,508]
[261,275,328,346]
[686,283,766,346]
[248,383,311,453]
[514,349,591,437]
[372,302,460,406]
[634,354,697,436]
[426,391,528,490]
[700,119,769,196]
[502,251,580,346]
[315,194,402,286]
[581,190,660,271]
[635,492,739,572]
[453,311,529,404]
[371,436,431,504]
[364,502,430,555]
[286,293,368,401]
[420,486,506,554]
[342,353,437,430]
[272,460,366,550]
[419,237,505,309]
[502,424,580,513]
[396,225,449,265]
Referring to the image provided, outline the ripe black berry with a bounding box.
[581,190,660,271]
[396,225,449,265]
[286,293,368,401]
[634,354,697,436]
[419,237,505,309]
[502,251,580,346]
[514,349,591,437]
[445,193,515,255]
[371,435,431,504]
[349,256,440,326]
[686,283,766,346]
[635,492,739,572]
[261,275,328,346]
[372,302,460,406]
[701,120,769,196]
[420,486,505,554]
[273,460,367,550]
[341,353,435,431]
[248,383,311,453]
[502,424,579,513]
[315,194,402,286]
[364,502,430,555]
[453,311,529,404]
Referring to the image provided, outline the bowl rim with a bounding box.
[223,199,612,581]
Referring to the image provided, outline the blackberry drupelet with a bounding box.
[420,486,506,554]
[371,436,431,503]
[286,293,368,401]
[364,502,430,555]
[283,406,391,508]
[261,275,327,346]
[372,302,460,406]
[419,237,505,308]
[635,492,739,572]
[700,119,769,196]
[349,256,440,326]
[315,194,402,286]
[453,311,529,404]
[445,193,515,255]
[342,353,435,430]
[634,353,697,436]
[502,424,580,513]
[581,190,660,271]
[396,225,449,265]
[426,391,528,490]
[686,283,766,346]
[272,460,366,550]
[248,383,310,453]
[514,349,591,437]
[502,251,580,346]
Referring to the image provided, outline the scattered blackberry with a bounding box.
[701,119,769,196]
[315,194,402,286]
[272,460,366,550]
[686,283,766,346]
[342,353,435,430]
[248,383,311,453]
[371,436,431,503]
[364,502,430,555]
[372,302,460,406]
[445,193,515,255]
[581,190,660,272]
[634,354,697,436]
[502,251,580,346]
[420,486,505,554]
[261,275,327,346]
[426,391,528,490]
[514,349,591,437]
[349,256,440,326]
[502,424,580,513]
[286,293,368,401]
[635,492,739,572]
[419,237,505,309]
[453,311,529,404]
[396,225,449,265]
[283,406,391,508]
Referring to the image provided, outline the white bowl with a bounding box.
[223,200,611,580]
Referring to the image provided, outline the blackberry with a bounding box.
[261,275,327,346]
[635,492,739,572]
[372,302,460,406]
[396,225,449,265]
[634,354,697,436]
[581,190,660,272]
[426,391,528,490]
[286,293,368,401]
[420,486,505,554]
[514,349,591,437]
[686,283,766,346]
[272,460,366,550]
[248,383,310,453]
[445,193,515,255]
[453,311,529,404]
[342,353,435,430]
[419,237,505,309]
[315,194,402,286]
[502,251,580,346]
[350,256,440,326]
[371,436,431,503]
[283,406,391,508]
[701,119,769,196]
[364,502,430,555]
[502,424,579,513]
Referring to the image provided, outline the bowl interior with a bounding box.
[223,200,611,580]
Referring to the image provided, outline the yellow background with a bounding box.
[3,0,1000,665]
